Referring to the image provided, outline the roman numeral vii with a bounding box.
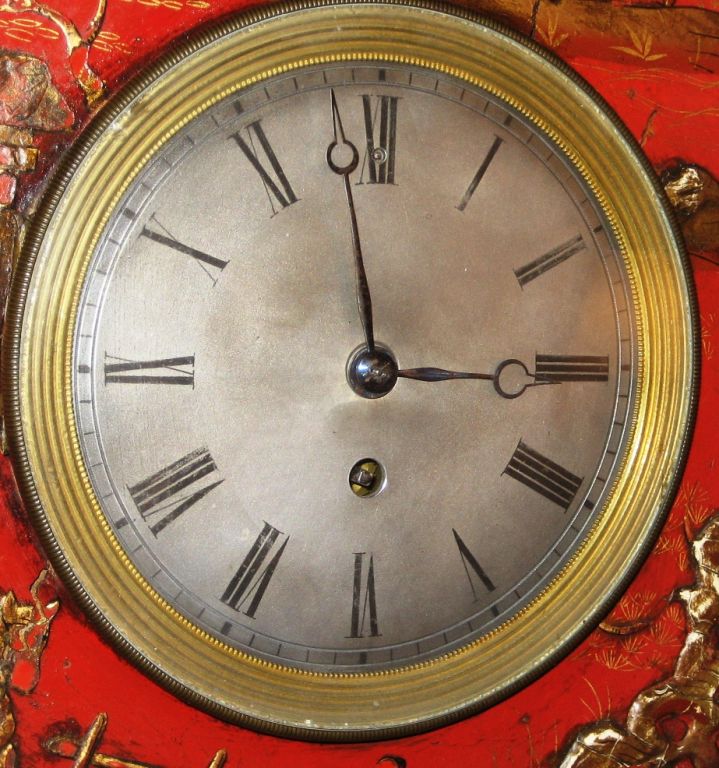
[221,523,289,619]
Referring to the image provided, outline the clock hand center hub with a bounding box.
[346,344,398,399]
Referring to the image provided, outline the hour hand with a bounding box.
[326,90,375,352]
[397,359,557,399]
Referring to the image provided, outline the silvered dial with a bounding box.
[73,63,633,671]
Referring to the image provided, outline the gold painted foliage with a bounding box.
[612,27,667,61]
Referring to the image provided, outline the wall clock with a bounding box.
[0,0,714,765]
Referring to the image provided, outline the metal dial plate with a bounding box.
[74,64,633,670]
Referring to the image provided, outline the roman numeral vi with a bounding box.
[348,552,380,638]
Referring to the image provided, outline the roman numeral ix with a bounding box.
[231,119,298,215]
[104,354,194,386]
[535,354,609,383]
[128,447,223,535]
[504,441,583,511]
[359,94,399,185]
[348,552,380,638]
[221,523,289,619]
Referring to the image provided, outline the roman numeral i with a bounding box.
[457,135,503,212]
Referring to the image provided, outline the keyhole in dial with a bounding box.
[349,458,386,498]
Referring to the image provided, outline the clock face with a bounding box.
[8,1,695,737]
[72,63,633,671]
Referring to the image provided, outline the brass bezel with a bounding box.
[3,0,697,741]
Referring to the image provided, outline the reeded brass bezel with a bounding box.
[3,0,697,741]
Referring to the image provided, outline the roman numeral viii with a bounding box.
[128,447,223,535]
[348,552,380,638]
[104,354,194,386]
[221,523,289,619]
[231,119,298,215]
[535,354,609,383]
[359,94,399,185]
[504,441,583,511]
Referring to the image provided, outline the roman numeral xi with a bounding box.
[128,447,223,536]
[231,119,298,215]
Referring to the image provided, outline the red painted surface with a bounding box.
[1,1,718,765]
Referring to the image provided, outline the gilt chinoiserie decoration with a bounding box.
[0,0,717,766]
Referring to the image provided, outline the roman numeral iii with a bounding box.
[359,94,399,185]
[504,441,583,510]
[535,354,609,383]
[231,119,298,215]
[128,447,223,535]
[221,523,289,619]
[104,354,194,386]
[348,552,380,638]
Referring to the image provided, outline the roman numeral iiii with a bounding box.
[504,441,583,510]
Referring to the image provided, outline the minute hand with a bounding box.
[326,89,375,352]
